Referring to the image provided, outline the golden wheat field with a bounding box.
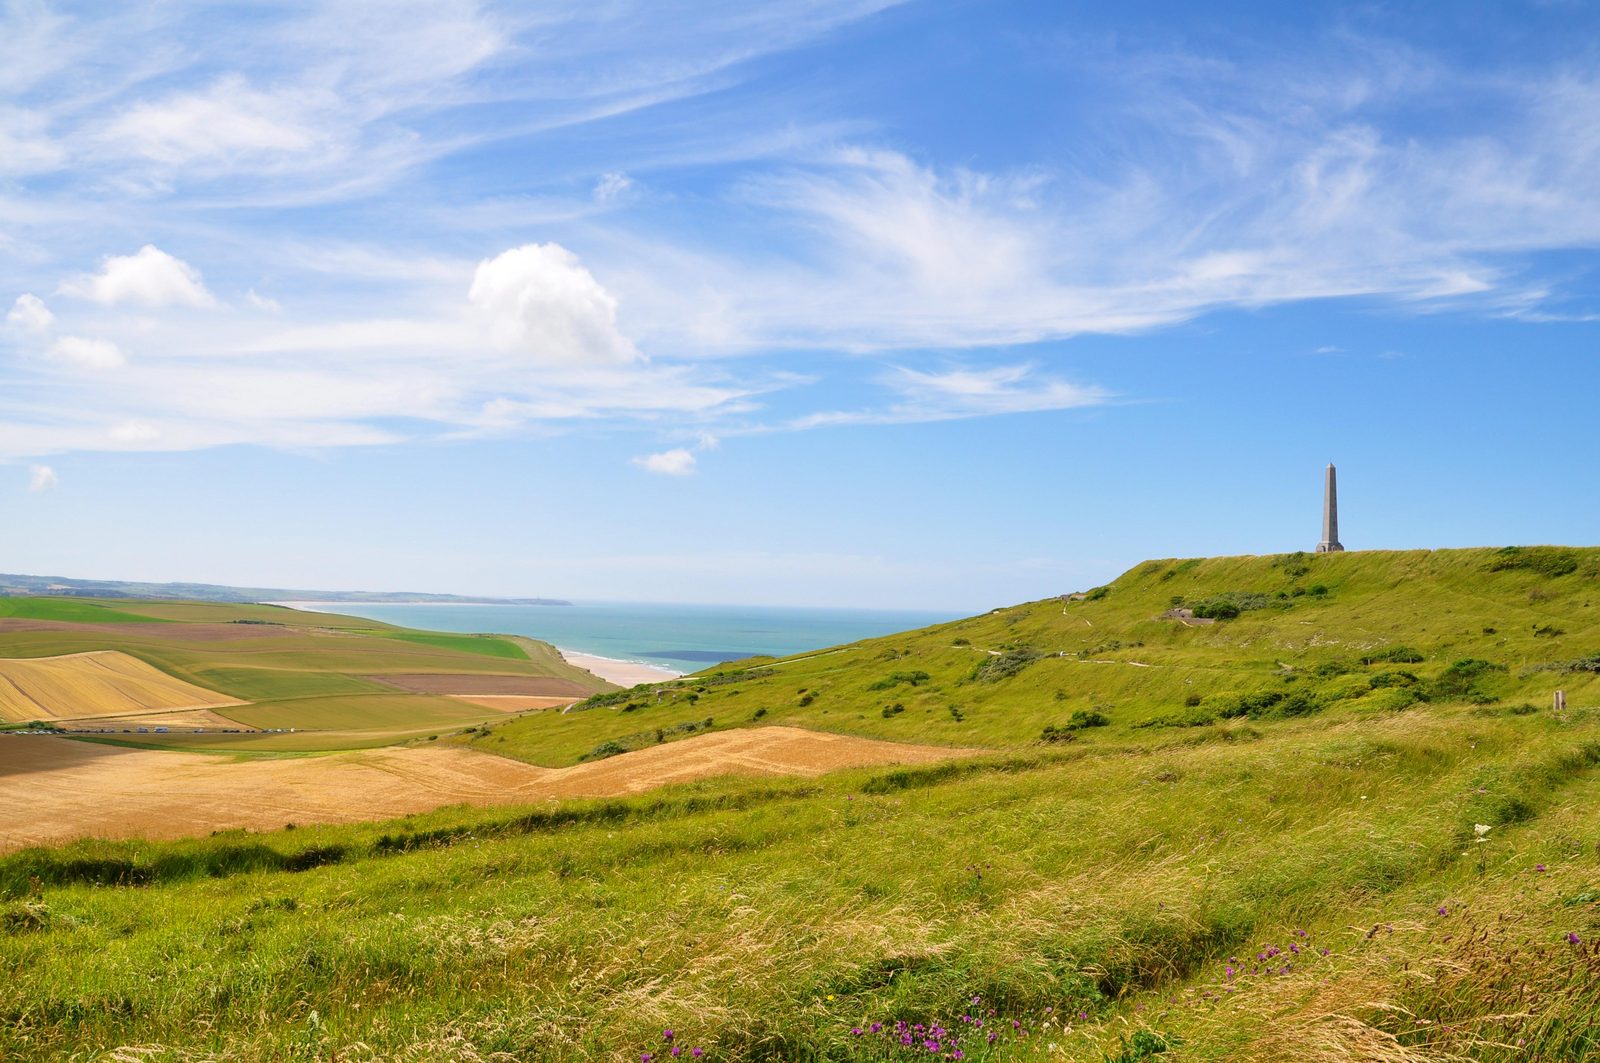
[0,650,244,723]
[0,726,972,850]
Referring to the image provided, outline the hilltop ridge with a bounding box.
[463,545,1600,765]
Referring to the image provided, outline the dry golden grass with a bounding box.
[0,650,243,723]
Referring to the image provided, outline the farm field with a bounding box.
[0,726,967,850]
[0,650,243,723]
[0,597,612,752]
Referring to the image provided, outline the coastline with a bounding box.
[559,649,683,688]
[274,601,686,687]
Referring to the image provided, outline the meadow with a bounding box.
[2,546,1598,1059]
[3,703,1596,1060]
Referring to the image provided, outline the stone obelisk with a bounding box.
[1316,463,1344,553]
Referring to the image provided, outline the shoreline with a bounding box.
[559,649,683,688]
[275,601,689,688]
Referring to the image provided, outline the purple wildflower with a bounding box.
[1569,932,1583,945]
[1536,864,1547,872]
[663,1031,675,1043]
[851,1029,862,1037]
[671,1048,681,1058]
[691,1050,703,1060]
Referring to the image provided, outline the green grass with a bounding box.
[5,548,1600,1059]
[225,693,502,732]
[3,705,1598,1060]
[0,598,166,623]
[519,546,1600,764]
[377,630,529,659]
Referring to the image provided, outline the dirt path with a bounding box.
[0,727,975,851]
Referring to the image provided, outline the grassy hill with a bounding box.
[2,548,1599,1061]
[461,546,1600,766]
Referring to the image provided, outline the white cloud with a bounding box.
[66,246,215,308]
[46,336,125,369]
[101,77,319,166]
[791,364,1111,429]
[6,293,53,330]
[594,171,635,202]
[633,448,697,475]
[27,464,57,492]
[244,289,282,312]
[469,243,641,364]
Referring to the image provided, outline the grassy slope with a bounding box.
[462,547,1600,766]
[0,599,611,747]
[3,549,1599,1061]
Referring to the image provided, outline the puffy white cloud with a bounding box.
[47,336,125,369]
[6,293,53,330]
[27,464,57,492]
[469,243,640,364]
[66,246,215,308]
[633,448,697,475]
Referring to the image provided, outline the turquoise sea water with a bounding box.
[283,601,959,674]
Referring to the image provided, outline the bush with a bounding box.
[1488,546,1579,577]
[1429,658,1509,703]
[1085,586,1110,601]
[881,704,905,719]
[1069,709,1110,729]
[1189,592,1270,620]
[866,670,931,691]
[1361,646,1425,665]
[582,740,628,761]
[971,648,1041,683]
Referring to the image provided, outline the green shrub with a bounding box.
[1488,546,1579,577]
[971,648,1041,683]
[1361,646,1425,664]
[1189,592,1271,620]
[1429,658,1509,703]
[866,670,931,691]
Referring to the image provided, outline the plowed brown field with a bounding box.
[0,727,974,850]
[0,651,244,723]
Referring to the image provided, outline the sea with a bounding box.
[281,601,960,675]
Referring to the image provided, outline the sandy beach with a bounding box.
[560,649,682,688]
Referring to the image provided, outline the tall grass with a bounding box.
[4,705,1598,1060]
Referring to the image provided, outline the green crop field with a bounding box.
[225,692,505,732]
[2,548,1599,1061]
[0,597,166,624]
[377,629,530,659]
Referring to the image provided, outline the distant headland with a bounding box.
[0,572,570,607]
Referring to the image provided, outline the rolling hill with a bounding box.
[1,547,1597,1061]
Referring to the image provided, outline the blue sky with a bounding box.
[2,1,1598,610]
